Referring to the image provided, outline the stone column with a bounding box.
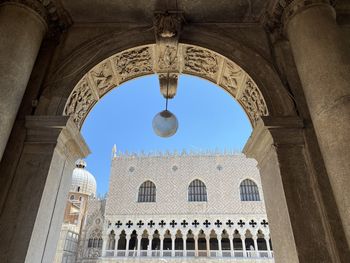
[125,235,130,257]
[266,237,272,258]
[284,0,350,246]
[229,234,234,257]
[101,234,108,257]
[217,237,222,257]
[242,238,247,258]
[114,236,119,256]
[0,116,89,263]
[253,237,258,258]
[171,236,176,256]
[0,2,48,160]
[148,236,153,256]
[159,237,164,257]
[137,236,141,256]
[244,116,337,262]
[183,237,186,256]
[206,237,210,257]
[194,236,199,257]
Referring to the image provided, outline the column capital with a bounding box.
[264,0,334,35]
[282,0,334,26]
[0,0,71,35]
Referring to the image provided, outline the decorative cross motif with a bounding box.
[226,220,234,227]
[203,220,211,228]
[249,220,257,228]
[192,220,199,228]
[148,220,155,228]
[137,220,144,228]
[237,220,245,227]
[181,220,188,228]
[214,219,222,227]
[115,221,122,228]
[159,220,166,227]
[170,220,177,228]
[261,220,269,227]
[126,220,133,228]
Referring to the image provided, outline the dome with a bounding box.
[71,159,97,197]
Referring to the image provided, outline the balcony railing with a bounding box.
[102,249,274,259]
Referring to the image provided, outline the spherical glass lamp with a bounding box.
[152,110,178,138]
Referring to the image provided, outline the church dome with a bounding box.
[71,159,97,197]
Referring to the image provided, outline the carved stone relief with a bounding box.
[220,61,245,97]
[112,47,153,83]
[238,78,268,125]
[64,77,97,128]
[183,46,221,82]
[157,45,179,72]
[88,60,117,96]
[64,44,269,129]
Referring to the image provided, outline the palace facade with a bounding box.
[55,151,274,263]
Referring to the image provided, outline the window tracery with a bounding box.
[188,179,207,202]
[240,179,260,201]
[138,181,156,202]
[87,229,103,249]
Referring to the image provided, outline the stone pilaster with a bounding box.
[0,115,89,263]
[283,0,350,250]
[244,116,337,262]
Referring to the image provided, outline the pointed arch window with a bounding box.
[240,179,260,201]
[188,179,207,202]
[87,229,103,249]
[138,181,156,202]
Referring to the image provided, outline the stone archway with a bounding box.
[63,44,268,129]
[55,42,335,263]
[0,28,345,263]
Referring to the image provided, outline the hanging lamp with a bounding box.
[152,72,178,138]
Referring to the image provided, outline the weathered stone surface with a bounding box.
[1,1,350,263]
[286,0,350,250]
[63,44,269,129]
[0,116,89,263]
[0,2,46,160]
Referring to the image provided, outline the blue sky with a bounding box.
[82,74,252,195]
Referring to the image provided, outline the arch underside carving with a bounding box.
[63,44,268,129]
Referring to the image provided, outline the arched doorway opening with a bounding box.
[1,35,341,263]
[58,44,294,262]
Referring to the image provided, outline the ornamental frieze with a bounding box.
[182,46,221,82]
[157,45,179,72]
[112,46,153,83]
[219,61,245,97]
[64,77,97,128]
[238,78,268,125]
[64,44,269,129]
[88,60,117,97]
